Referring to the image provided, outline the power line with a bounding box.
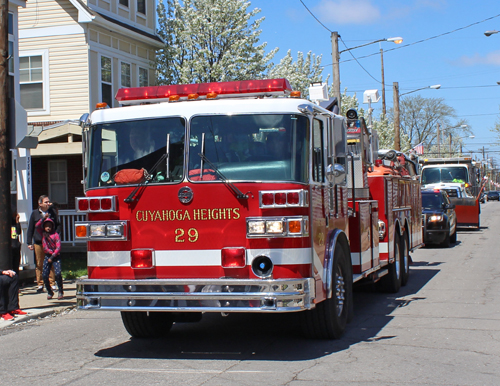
[299,0,381,83]
[299,0,331,33]
[338,36,381,84]
[340,13,500,63]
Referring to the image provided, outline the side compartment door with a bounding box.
[311,116,328,299]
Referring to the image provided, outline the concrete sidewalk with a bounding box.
[0,280,77,329]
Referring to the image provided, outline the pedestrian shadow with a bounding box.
[94,267,440,361]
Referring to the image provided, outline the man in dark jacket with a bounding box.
[26,195,61,292]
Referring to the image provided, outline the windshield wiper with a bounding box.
[124,134,170,203]
[198,153,248,199]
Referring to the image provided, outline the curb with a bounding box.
[0,305,76,330]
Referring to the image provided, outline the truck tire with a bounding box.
[450,229,457,244]
[377,233,402,293]
[441,230,451,248]
[121,311,174,338]
[300,245,353,339]
[401,233,410,286]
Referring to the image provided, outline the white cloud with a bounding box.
[314,0,381,25]
[456,51,500,66]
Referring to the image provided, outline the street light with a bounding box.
[484,30,499,37]
[400,84,441,97]
[393,83,441,151]
[331,32,403,112]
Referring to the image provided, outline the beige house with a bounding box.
[18,0,163,247]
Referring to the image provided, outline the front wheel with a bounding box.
[300,245,353,339]
[121,311,174,338]
[450,229,457,244]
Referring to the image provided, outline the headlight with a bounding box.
[248,220,266,234]
[429,214,444,222]
[75,221,128,240]
[107,224,124,237]
[266,220,284,234]
[90,224,106,237]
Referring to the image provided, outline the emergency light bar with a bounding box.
[115,78,292,105]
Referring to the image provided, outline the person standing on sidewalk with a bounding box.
[26,195,60,293]
[35,217,63,300]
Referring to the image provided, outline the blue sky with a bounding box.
[251,0,500,163]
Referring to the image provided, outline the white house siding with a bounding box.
[88,0,157,33]
[88,25,156,108]
[19,34,90,122]
[18,0,79,29]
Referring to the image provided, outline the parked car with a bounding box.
[422,189,457,247]
[487,191,499,201]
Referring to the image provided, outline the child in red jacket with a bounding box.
[36,217,63,300]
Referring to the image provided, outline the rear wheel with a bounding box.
[121,311,174,338]
[301,245,353,339]
[378,232,402,293]
[401,233,410,286]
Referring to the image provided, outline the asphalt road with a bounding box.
[2,202,500,385]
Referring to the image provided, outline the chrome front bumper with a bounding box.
[76,278,315,312]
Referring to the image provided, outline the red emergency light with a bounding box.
[115,79,292,105]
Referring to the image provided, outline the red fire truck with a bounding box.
[345,110,422,291]
[420,157,481,228]
[74,79,422,340]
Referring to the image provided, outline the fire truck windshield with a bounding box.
[188,114,309,183]
[87,117,186,188]
[421,166,469,185]
[86,114,309,188]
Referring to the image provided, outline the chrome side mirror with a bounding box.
[79,113,89,128]
[326,163,346,185]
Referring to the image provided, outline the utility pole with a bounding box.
[393,82,400,151]
[0,0,13,270]
[437,123,440,157]
[380,48,386,116]
[449,133,452,156]
[331,31,341,112]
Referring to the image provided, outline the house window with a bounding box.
[139,67,148,87]
[101,55,113,107]
[48,160,68,205]
[8,13,13,35]
[137,0,146,14]
[121,62,131,88]
[20,55,45,110]
[119,0,128,7]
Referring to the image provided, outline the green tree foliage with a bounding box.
[268,50,326,99]
[156,0,278,84]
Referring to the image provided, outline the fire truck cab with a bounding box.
[420,157,481,228]
[75,79,419,340]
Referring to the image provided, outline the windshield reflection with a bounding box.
[422,167,468,184]
[188,114,309,182]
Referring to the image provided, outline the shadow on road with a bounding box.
[95,265,440,362]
